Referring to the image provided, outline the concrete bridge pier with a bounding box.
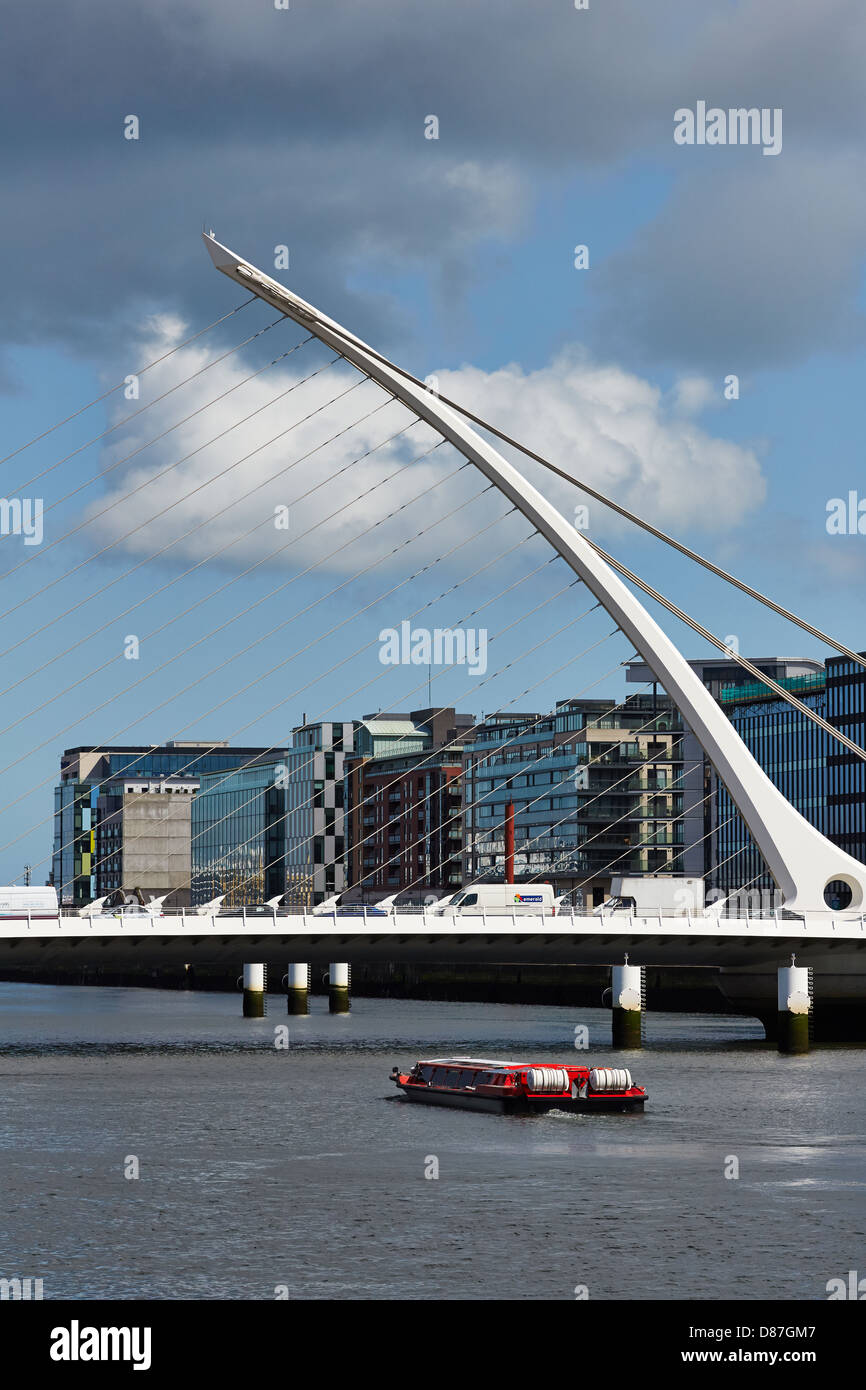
[286,962,310,1015]
[242,962,266,1018]
[778,959,811,1054]
[328,962,350,1014]
[611,958,643,1048]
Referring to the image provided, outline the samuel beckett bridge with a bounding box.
[2,232,866,1051]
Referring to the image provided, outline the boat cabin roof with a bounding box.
[417,1057,537,1072]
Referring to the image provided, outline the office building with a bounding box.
[710,671,830,901]
[462,693,690,906]
[191,757,291,907]
[284,721,355,906]
[51,743,275,908]
[826,651,866,866]
[344,707,473,901]
[626,657,828,902]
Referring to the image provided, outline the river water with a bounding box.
[0,982,863,1301]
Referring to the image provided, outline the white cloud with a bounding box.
[85,327,767,579]
[670,376,718,416]
[434,351,766,535]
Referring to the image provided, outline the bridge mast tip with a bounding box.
[201,229,238,273]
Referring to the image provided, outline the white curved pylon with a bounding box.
[203,233,866,915]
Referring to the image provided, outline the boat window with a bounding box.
[419,1066,434,1082]
[476,1072,492,1085]
[460,1070,476,1087]
[432,1068,449,1086]
[446,1070,463,1088]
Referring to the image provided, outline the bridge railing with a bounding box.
[29,905,866,934]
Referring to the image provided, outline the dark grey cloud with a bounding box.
[1,0,866,372]
[1,136,527,358]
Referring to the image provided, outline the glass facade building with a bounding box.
[462,694,689,906]
[53,781,97,908]
[711,676,831,901]
[191,761,289,907]
[51,744,277,907]
[826,652,866,863]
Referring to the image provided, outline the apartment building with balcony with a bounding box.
[344,707,473,902]
[462,693,695,906]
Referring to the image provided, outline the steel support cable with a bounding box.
[687,824,747,886]
[593,808,741,899]
[0,417,429,694]
[0,424,448,714]
[196,647,632,898]
[3,458,491,742]
[82,494,525,887]
[463,734,698,887]
[220,660,693,908]
[0,354,360,599]
[35,464,509,850]
[0,454,471,783]
[565,784,726,899]
[13,501,548,865]
[227,308,866,878]
[50,549,572,891]
[563,809,742,907]
[357,710,701,904]
[312,309,866,672]
[0,436,458,720]
[0,297,258,467]
[345,667,675,902]
[3,316,299,502]
[8,328,312,528]
[0,383,408,661]
[588,539,866,763]
[705,865,774,916]
[401,729,695,902]
[181,597,608,898]
[344,671,657,897]
[200,633,629,903]
[80,543,560,876]
[419,763,711,906]
[507,701,829,906]
[517,753,697,881]
[35,542,575,878]
[228,762,737,917]
[706,849,759,896]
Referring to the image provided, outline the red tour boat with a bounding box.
[390,1057,646,1114]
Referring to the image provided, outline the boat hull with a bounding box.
[395,1084,645,1115]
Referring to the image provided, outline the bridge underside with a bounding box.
[2,917,866,974]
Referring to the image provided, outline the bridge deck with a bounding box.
[1,911,864,969]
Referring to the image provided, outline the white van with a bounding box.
[0,885,59,917]
[431,884,556,917]
[594,875,705,916]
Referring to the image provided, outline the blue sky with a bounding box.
[1,0,865,884]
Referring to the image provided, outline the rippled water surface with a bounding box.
[0,982,863,1300]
